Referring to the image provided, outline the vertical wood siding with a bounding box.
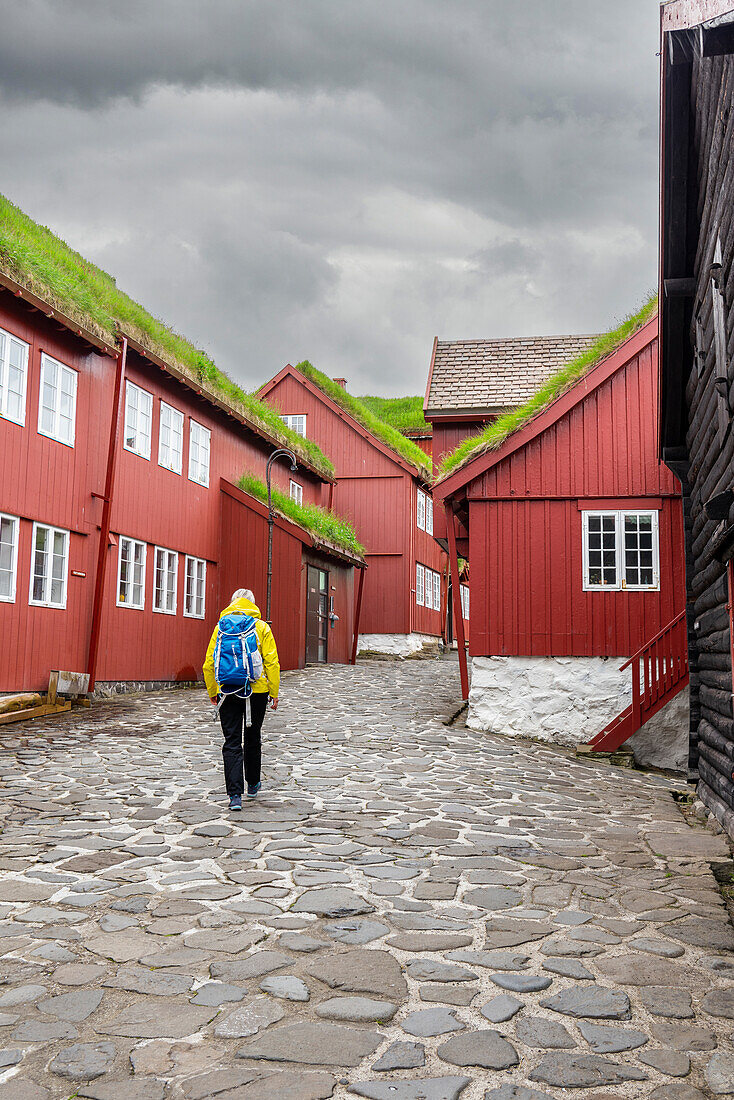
[263,373,446,638]
[464,334,686,658]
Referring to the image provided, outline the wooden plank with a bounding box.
[0,693,43,715]
[0,701,72,726]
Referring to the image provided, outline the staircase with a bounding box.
[587,611,689,753]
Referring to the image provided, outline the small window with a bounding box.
[417,489,426,531]
[124,381,153,459]
[461,584,470,620]
[432,570,440,611]
[117,536,146,609]
[184,555,206,618]
[282,414,306,437]
[426,494,434,536]
[290,480,303,505]
[416,562,425,605]
[29,523,69,608]
[189,420,211,486]
[582,510,659,591]
[38,353,77,446]
[0,513,20,602]
[158,402,184,474]
[153,546,178,614]
[0,326,29,426]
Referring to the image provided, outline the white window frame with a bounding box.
[124,380,153,459]
[0,326,29,426]
[29,522,69,609]
[416,562,425,606]
[188,419,211,487]
[116,536,146,610]
[417,489,426,531]
[0,513,20,603]
[582,509,660,592]
[432,569,440,611]
[290,480,303,505]
[158,401,184,474]
[153,546,178,615]
[425,494,434,536]
[461,583,470,620]
[184,555,207,619]
[38,353,77,447]
[282,413,307,437]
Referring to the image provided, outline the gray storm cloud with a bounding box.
[0,0,660,394]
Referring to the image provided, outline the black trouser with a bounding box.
[219,692,269,796]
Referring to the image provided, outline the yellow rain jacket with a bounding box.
[203,597,280,700]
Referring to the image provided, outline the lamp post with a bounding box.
[266,448,298,624]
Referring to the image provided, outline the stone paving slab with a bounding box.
[0,657,731,1100]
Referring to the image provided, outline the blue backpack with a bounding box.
[213,612,264,723]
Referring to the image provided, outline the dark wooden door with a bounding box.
[306,566,329,663]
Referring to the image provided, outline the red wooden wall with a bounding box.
[0,292,347,690]
[463,331,686,658]
[262,370,446,638]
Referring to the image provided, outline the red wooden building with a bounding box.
[0,225,364,693]
[259,365,447,656]
[434,316,690,769]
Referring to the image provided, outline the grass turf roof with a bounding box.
[437,294,658,479]
[239,472,365,558]
[0,193,334,478]
[293,362,431,476]
[358,395,429,434]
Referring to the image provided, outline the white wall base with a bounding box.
[358,633,439,658]
[467,655,688,773]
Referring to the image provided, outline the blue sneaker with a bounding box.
[247,782,261,799]
[229,795,242,812]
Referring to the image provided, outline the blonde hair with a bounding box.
[231,588,254,603]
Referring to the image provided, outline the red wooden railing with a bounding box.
[588,611,689,753]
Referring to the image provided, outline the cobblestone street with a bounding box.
[0,657,733,1100]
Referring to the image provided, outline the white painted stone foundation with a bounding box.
[468,655,689,773]
[358,633,439,658]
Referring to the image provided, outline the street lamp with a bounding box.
[266,448,298,623]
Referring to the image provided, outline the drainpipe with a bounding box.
[350,564,366,665]
[87,337,128,691]
[445,502,469,700]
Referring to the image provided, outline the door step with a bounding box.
[577,744,636,768]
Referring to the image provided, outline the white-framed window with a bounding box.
[158,402,184,474]
[0,513,20,602]
[184,555,206,618]
[417,489,426,531]
[416,562,425,605]
[189,419,211,487]
[460,583,470,620]
[282,414,306,437]
[124,381,153,459]
[582,510,659,591]
[38,353,77,446]
[290,480,303,505]
[29,523,69,608]
[432,569,440,611]
[153,546,178,614]
[426,494,434,536]
[0,326,29,426]
[117,536,146,609]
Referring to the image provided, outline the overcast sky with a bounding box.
[0,1,661,396]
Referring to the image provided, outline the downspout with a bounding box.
[350,564,366,665]
[87,336,128,691]
[445,502,469,700]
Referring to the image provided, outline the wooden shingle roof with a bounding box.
[426,333,601,415]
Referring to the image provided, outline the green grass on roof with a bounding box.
[437,293,658,479]
[239,472,365,558]
[0,193,334,478]
[293,362,431,476]
[359,395,429,434]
